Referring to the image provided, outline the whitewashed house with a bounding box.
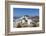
[14,15,34,27]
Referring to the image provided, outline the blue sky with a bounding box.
[13,8,39,17]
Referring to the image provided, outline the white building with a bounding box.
[14,15,34,27]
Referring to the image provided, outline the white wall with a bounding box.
[0,0,5,36]
[0,0,46,36]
